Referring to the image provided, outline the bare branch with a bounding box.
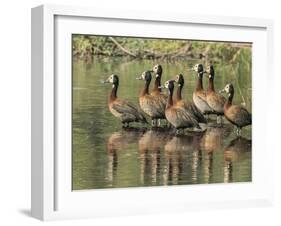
[108,37,137,58]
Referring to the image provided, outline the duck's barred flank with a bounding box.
[174,73,207,125]
[164,80,201,131]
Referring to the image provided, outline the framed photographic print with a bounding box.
[31,4,274,221]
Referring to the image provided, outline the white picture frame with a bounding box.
[31,4,274,221]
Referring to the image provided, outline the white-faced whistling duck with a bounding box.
[219,83,252,136]
[204,64,226,124]
[162,80,201,134]
[150,64,168,126]
[174,74,207,125]
[191,64,213,117]
[136,71,166,127]
[103,74,147,127]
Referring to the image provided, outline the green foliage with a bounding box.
[72,35,251,65]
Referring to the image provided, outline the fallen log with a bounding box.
[108,37,137,58]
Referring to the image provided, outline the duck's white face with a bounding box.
[152,65,161,77]
[175,75,182,87]
[164,81,170,89]
[192,64,199,72]
[141,71,146,80]
[107,74,115,83]
[153,65,159,72]
[224,84,231,93]
[136,71,151,81]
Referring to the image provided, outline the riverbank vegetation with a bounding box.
[73,35,251,64]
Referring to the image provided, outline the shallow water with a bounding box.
[72,58,252,190]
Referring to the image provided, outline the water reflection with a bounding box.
[164,135,194,185]
[191,134,204,184]
[223,137,252,183]
[200,126,232,183]
[138,129,171,185]
[106,128,145,186]
[103,126,251,188]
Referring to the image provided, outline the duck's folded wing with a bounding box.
[228,106,252,125]
[112,99,137,113]
[141,95,165,118]
[176,108,200,128]
[190,103,207,123]
[112,99,147,121]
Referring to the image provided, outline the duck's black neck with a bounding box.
[153,74,162,93]
[225,91,234,110]
[167,87,174,108]
[196,74,203,91]
[207,76,215,92]
[110,83,118,100]
[228,91,234,104]
[141,79,151,96]
[176,83,183,101]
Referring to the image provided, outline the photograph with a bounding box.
[72,34,252,190]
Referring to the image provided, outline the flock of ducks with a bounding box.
[102,63,251,136]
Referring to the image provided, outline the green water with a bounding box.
[72,58,252,190]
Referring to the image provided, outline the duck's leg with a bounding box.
[216,115,223,126]
[235,127,241,137]
[151,119,155,127]
[237,128,241,137]
[167,121,172,128]
[157,119,161,127]
[216,116,220,124]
